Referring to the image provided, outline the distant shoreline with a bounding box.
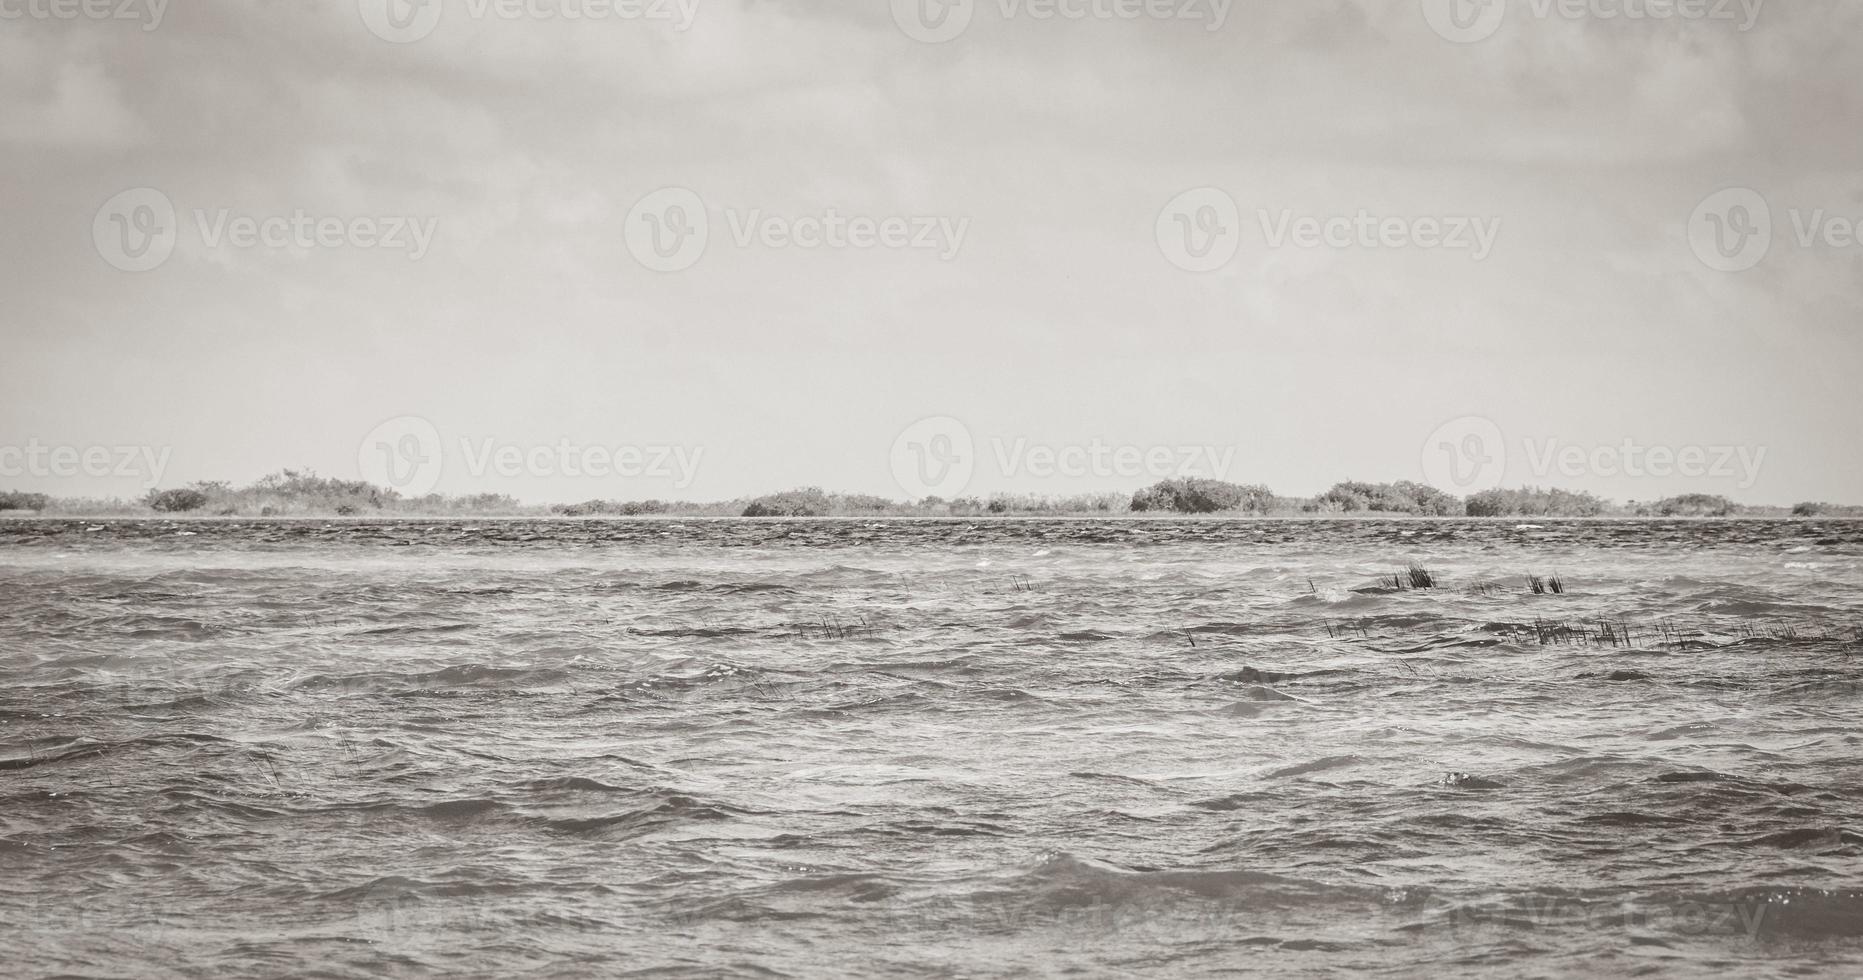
[3,512,1855,523]
[5,473,1859,521]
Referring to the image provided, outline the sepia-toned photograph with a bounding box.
[3,0,1861,976]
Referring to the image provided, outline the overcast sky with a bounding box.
[2,0,1859,504]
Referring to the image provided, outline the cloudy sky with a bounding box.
[2,0,1859,504]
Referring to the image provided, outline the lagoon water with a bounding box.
[3,518,1862,978]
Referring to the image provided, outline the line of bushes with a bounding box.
[1634,493,1738,517]
[1792,502,1863,518]
[1464,486,1609,518]
[0,491,52,512]
[10,476,1856,519]
[1129,478,1275,514]
[1306,481,1462,516]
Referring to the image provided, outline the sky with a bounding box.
[2,0,1860,506]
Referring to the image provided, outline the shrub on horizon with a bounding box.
[1307,480,1461,516]
[1790,501,1863,518]
[145,488,209,513]
[250,469,394,511]
[1051,492,1126,513]
[554,499,671,517]
[741,487,832,517]
[0,491,51,512]
[1649,493,1737,517]
[832,493,895,514]
[1464,487,1609,518]
[1129,478,1274,514]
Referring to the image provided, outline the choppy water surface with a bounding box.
[3,518,1862,978]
